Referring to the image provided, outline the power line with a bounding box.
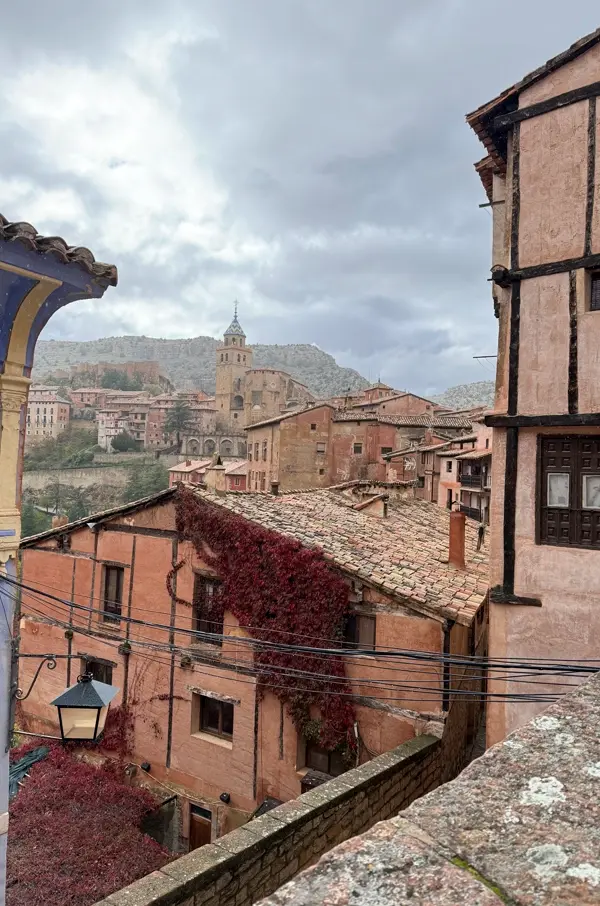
[11,573,600,675]
[16,591,572,704]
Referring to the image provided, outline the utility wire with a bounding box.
[17,594,566,704]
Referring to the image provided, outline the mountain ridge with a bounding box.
[34,335,370,398]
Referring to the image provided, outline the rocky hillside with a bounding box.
[434,381,495,410]
[33,336,369,398]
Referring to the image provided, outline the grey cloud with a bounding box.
[2,0,600,393]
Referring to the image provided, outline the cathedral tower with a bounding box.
[215,303,253,428]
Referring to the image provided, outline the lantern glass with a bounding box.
[58,705,108,741]
[51,677,118,743]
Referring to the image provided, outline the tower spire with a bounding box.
[234,300,238,319]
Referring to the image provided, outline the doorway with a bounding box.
[189,804,212,851]
[446,489,453,510]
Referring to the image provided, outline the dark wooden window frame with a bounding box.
[538,435,600,549]
[102,565,124,623]
[192,574,223,645]
[197,695,234,740]
[590,271,600,311]
[353,443,363,455]
[83,658,113,685]
[305,741,346,777]
[344,613,376,650]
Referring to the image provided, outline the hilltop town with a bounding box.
[2,16,600,906]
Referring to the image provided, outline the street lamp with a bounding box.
[51,673,119,743]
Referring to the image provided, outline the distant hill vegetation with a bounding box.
[34,336,370,398]
[34,335,496,407]
[433,381,495,410]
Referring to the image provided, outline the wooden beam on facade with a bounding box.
[494,79,600,130]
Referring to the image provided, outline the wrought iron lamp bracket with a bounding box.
[14,656,57,702]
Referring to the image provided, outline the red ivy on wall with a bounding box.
[175,489,356,750]
[8,741,170,906]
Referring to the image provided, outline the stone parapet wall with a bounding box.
[259,674,600,906]
[94,735,441,906]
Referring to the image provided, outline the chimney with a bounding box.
[448,510,466,570]
[205,463,227,495]
[52,515,69,529]
[185,459,191,467]
[271,481,279,496]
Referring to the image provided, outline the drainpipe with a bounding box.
[442,619,455,712]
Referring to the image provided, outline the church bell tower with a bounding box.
[215,303,253,427]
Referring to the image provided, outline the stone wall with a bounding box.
[23,465,135,491]
[258,672,600,906]
[94,734,441,906]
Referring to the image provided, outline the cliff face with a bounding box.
[34,336,369,397]
[433,381,495,410]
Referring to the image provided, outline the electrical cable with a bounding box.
[18,596,564,704]
[12,573,599,679]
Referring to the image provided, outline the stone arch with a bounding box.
[203,438,216,455]
[220,438,233,456]
[232,394,244,410]
[186,438,200,456]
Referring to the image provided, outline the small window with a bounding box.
[591,273,600,311]
[102,566,124,623]
[249,448,253,461]
[262,441,268,461]
[446,460,453,473]
[381,447,393,456]
[252,391,262,406]
[319,468,325,475]
[344,613,376,650]
[310,424,317,431]
[234,476,241,487]
[195,695,234,739]
[193,576,223,645]
[84,658,113,685]
[305,742,346,777]
[316,442,326,454]
[485,438,490,449]
[353,443,363,455]
[255,442,259,459]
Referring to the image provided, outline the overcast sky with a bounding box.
[1,3,598,394]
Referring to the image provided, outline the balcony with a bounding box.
[460,473,482,489]
[460,505,481,520]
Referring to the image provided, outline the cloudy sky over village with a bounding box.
[1,1,599,394]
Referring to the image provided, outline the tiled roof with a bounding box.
[416,441,453,453]
[224,460,248,476]
[190,488,488,626]
[168,459,213,474]
[475,155,495,202]
[0,214,118,287]
[455,449,492,461]
[20,488,177,546]
[378,414,473,429]
[332,411,472,429]
[467,27,600,170]
[246,404,334,430]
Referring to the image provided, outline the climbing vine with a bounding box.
[175,489,356,751]
[8,740,171,906]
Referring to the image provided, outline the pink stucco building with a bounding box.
[468,27,600,745]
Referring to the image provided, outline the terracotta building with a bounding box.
[169,458,248,492]
[244,369,313,427]
[246,408,474,492]
[17,484,487,849]
[467,26,600,744]
[26,386,71,443]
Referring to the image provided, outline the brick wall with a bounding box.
[94,734,442,906]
